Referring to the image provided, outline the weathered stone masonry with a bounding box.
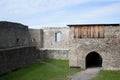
[0,21,120,76]
[43,27,69,49]
[29,29,43,49]
[0,46,36,75]
[29,23,120,70]
[0,21,37,75]
[0,21,31,49]
[29,27,70,60]
[68,24,120,70]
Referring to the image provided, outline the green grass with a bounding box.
[0,59,80,80]
[92,70,120,80]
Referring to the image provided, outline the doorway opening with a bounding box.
[86,52,102,68]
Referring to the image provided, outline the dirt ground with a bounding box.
[69,68,100,80]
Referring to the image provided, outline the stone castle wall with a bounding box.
[37,48,69,60]
[0,21,119,74]
[0,21,37,75]
[0,21,31,49]
[69,26,120,70]
[0,46,37,75]
[43,27,69,49]
[29,29,43,49]
[29,27,70,60]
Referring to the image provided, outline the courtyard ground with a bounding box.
[0,59,120,80]
[0,59,80,80]
[92,70,120,80]
[69,68,120,80]
[70,68,100,80]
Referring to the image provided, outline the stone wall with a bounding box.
[29,29,43,49]
[0,46,37,75]
[69,26,120,70]
[43,27,69,49]
[0,21,31,49]
[37,49,69,60]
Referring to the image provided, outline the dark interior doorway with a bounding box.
[86,52,102,68]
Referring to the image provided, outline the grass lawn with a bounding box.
[0,59,80,80]
[92,70,120,80]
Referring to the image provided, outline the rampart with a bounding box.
[0,46,36,75]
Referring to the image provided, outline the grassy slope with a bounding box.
[0,59,80,80]
[92,70,120,80]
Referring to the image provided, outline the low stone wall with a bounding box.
[0,46,37,75]
[37,48,69,60]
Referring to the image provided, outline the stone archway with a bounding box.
[86,51,102,68]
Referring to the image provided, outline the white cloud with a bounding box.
[35,2,120,21]
[79,2,120,18]
[19,1,120,28]
[38,2,120,26]
[0,0,91,17]
[0,0,120,28]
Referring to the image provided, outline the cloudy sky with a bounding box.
[0,0,120,28]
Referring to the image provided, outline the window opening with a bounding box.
[55,32,61,42]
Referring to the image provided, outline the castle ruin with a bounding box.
[0,21,120,75]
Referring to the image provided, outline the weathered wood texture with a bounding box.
[74,26,104,38]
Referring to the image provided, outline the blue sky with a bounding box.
[0,0,120,29]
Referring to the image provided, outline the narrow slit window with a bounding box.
[55,32,61,42]
[16,38,19,43]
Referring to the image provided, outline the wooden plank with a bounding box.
[99,26,104,38]
[94,26,96,38]
[78,26,80,38]
[82,26,87,38]
[89,26,91,38]
[95,26,99,38]
[80,27,83,38]
[103,26,105,38]
[74,27,77,38]
[78,27,81,38]
[74,26,79,38]
[91,26,94,38]
[99,26,102,38]
[98,26,100,38]
[87,26,91,38]
[85,27,88,38]
[80,27,82,38]
[99,26,103,38]
[77,26,79,38]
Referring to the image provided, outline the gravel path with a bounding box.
[69,68,100,80]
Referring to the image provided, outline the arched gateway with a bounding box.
[86,52,102,68]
